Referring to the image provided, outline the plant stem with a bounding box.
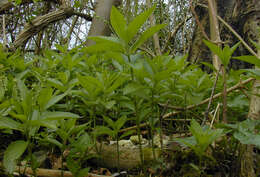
[222,66,227,123]
[135,102,144,167]
[116,136,120,171]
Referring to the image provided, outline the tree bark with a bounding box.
[86,0,122,46]
[239,1,260,176]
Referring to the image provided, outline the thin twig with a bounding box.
[210,103,220,128]
[202,65,221,125]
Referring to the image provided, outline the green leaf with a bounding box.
[78,75,103,90]
[222,45,231,67]
[240,69,260,79]
[126,5,156,43]
[4,140,28,174]
[123,82,145,95]
[94,126,114,137]
[115,116,127,130]
[38,87,53,111]
[233,56,260,67]
[230,42,241,55]
[41,111,79,120]
[15,0,22,5]
[87,36,125,53]
[201,62,217,72]
[203,40,223,60]
[78,168,90,177]
[131,24,167,52]
[102,100,116,109]
[103,116,115,129]
[234,132,260,147]
[44,91,69,110]
[44,137,63,149]
[30,120,58,129]
[46,78,64,91]
[0,116,22,131]
[120,130,135,139]
[110,6,127,41]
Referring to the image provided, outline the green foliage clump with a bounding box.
[0,5,258,176]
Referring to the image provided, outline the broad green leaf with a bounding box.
[78,75,103,91]
[110,6,127,41]
[38,87,53,111]
[126,5,156,43]
[41,111,79,120]
[120,130,135,139]
[8,112,27,122]
[30,119,58,129]
[87,36,125,52]
[44,137,63,149]
[102,100,116,109]
[233,56,260,67]
[0,116,22,131]
[57,71,70,84]
[4,140,28,174]
[106,76,126,94]
[85,43,124,53]
[46,78,64,91]
[44,91,69,110]
[123,82,145,95]
[234,132,260,147]
[197,74,207,88]
[131,24,167,52]
[115,116,127,130]
[241,69,260,79]
[17,79,28,102]
[94,126,114,137]
[203,40,223,60]
[103,116,115,129]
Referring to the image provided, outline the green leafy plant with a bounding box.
[175,119,224,172]
[41,118,90,176]
[86,5,166,55]
[66,132,94,177]
[218,119,260,148]
[0,79,79,175]
[203,40,240,122]
[94,116,134,170]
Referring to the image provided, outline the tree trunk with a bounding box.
[189,0,260,176]
[86,0,122,46]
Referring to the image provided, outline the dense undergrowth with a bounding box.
[0,6,260,177]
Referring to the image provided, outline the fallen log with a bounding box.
[0,162,109,177]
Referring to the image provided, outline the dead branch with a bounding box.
[0,163,109,177]
[11,8,91,50]
[161,77,255,118]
